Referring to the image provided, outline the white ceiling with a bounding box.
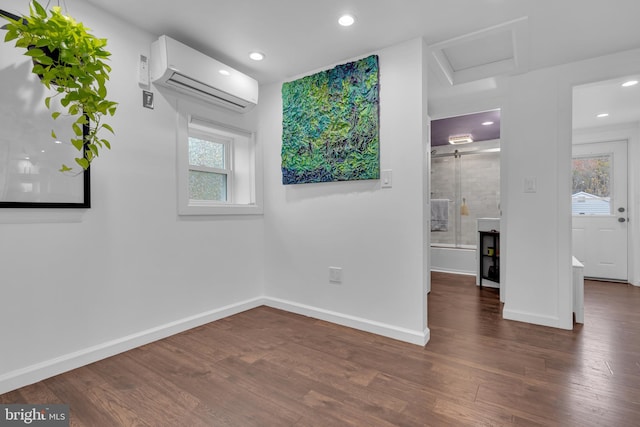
[573,77,640,130]
[76,0,640,85]
[3,0,639,128]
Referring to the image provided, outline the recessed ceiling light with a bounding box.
[482,121,494,126]
[596,113,609,118]
[219,69,230,76]
[249,51,265,61]
[338,14,355,27]
[622,80,638,87]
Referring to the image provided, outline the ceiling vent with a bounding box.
[430,17,529,85]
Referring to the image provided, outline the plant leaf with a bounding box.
[71,138,84,151]
[25,48,44,58]
[15,38,31,49]
[75,157,90,170]
[32,0,47,18]
[4,30,18,43]
[36,55,53,65]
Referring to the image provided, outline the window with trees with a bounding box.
[572,154,612,215]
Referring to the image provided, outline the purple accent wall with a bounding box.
[431,110,500,146]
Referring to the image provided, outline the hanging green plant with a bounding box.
[1,0,117,172]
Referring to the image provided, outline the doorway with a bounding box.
[571,75,639,283]
[572,140,628,281]
[429,110,502,294]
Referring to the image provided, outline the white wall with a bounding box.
[501,66,573,327]
[0,0,264,393]
[261,38,430,344]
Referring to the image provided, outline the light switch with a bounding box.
[524,176,537,193]
[329,267,342,283]
[381,169,392,188]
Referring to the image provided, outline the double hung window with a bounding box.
[177,100,262,215]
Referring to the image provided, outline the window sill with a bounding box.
[178,202,263,216]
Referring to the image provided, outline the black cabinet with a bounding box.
[479,231,499,287]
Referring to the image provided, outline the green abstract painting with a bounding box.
[281,55,380,184]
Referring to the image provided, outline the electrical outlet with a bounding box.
[329,267,342,283]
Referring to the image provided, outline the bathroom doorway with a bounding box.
[429,110,501,277]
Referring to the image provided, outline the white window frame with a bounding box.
[177,100,263,215]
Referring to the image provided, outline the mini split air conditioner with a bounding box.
[150,35,258,113]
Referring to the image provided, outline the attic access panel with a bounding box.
[430,17,529,85]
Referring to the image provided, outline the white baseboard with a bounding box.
[264,297,430,346]
[430,268,476,276]
[0,297,264,395]
[502,307,572,330]
[1,296,430,395]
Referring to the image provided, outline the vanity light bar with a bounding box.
[448,134,474,144]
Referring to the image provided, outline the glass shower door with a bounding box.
[431,149,500,248]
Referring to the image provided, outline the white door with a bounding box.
[572,140,628,281]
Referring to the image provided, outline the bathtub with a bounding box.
[430,244,477,276]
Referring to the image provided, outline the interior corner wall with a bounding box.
[0,0,264,394]
[261,38,429,345]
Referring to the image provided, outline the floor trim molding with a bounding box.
[0,297,264,395]
[264,297,430,346]
[502,307,570,329]
[1,297,430,394]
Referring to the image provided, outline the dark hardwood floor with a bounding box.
[2,272,640,426]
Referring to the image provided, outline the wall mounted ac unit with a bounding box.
[150,35,258,113]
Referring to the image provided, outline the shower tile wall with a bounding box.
[431,151,500,247]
